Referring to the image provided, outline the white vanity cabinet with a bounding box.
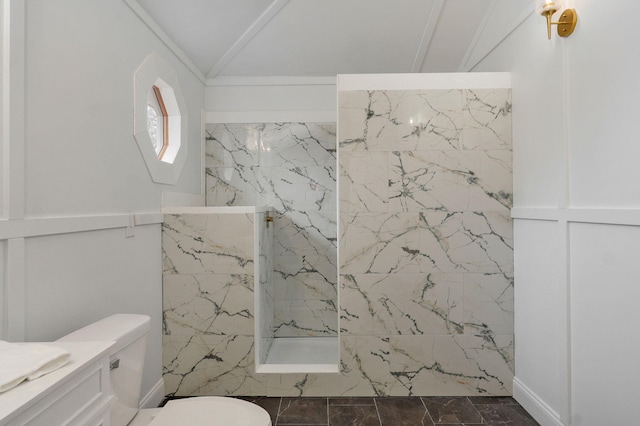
[0,341,114,426]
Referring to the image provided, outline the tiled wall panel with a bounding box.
[337,88,514,396]
[206,123,338,337]
[162,213,260,396]
[162,87,512,397]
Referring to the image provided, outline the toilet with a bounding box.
[57,314,271,426]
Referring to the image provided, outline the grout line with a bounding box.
[420,396,437,425]
[326,397,329,426]
[373,397,383,426]
[274,397,282,426]
[465,396,484,423]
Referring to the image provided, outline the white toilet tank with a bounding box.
[57,314,151,426]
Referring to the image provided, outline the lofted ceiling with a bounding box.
[134,0,507,78]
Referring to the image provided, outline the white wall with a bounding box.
[1,0,204,405]
[205,76,336,123]
[474,0,640,425]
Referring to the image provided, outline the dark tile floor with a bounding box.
[235,396,540,426]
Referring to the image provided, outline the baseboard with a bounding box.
[513,377,565,426]
[140,378,165,409]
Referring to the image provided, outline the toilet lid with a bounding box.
[149,397,271,426]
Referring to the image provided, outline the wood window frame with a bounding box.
[152,85,169,160]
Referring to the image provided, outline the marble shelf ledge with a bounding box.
[161,206,269,214]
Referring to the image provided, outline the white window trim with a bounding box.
[133,52,188,184]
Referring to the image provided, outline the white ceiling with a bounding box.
[134,0,502,78]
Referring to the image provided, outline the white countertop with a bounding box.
[0,341,114,424]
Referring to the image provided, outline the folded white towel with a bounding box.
[0,341,71,393]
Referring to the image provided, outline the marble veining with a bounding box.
[161,87,513,398]
[162,213,254,276]
[340,273,464,336]
[206,122,338,338]
[339,90,463,152]
[337,87,513,396]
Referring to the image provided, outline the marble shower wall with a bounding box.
[205,123,338,338]
[162,211,262,395]
[338,88,514,395]
[160,87,513,398]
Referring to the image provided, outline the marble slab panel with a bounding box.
[205,167,260,206]
[263,373,329,397]
[339,90,463,152]
[162,214,207,274]
[340,212,421,275]
[462,89,512,150]
[205,124,263,206]
[339,152,389,213]
[163,334,265,396]
[269,165,335,212]
[163,213,255,275]
[162,333,512,397]
[272,210,337,258]
[463,272,514,336]
[465,149,512,211]
[337,91,371,152]
[204,122,338,339]
[388,150,512,213]
[339,273,463,336]
[332,85,513,398]
[419,211,513,274]
[206,122,337,211]
[261,122,336,170]
[163,273,254,337]
[205,124,261,169]
[389,334,514,396]
[339,336,396,396]
[274,299,338,337]
[274,254,337,301]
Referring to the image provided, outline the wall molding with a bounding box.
[2,0,27,342]
[5,238,25,340]
[338,72,511,91]
[460,0,533,72]
[513,378,565,426]
[2,0,26,220]
[207,76,336,87]
[123,0,206,84]
[207,0,290,78]
[0,212,163,240]
[411,0,444,72]
[512,207,640,227]
[205,110,336,124]
[1,211,163,341]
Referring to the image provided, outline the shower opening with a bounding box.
[205,122,339,373]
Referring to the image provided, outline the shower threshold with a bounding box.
[257,336,339,374]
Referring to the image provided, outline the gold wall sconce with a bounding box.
[535,1,578,39]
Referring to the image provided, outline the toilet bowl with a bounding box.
[140,397,270,426]
[57,314,271,426]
